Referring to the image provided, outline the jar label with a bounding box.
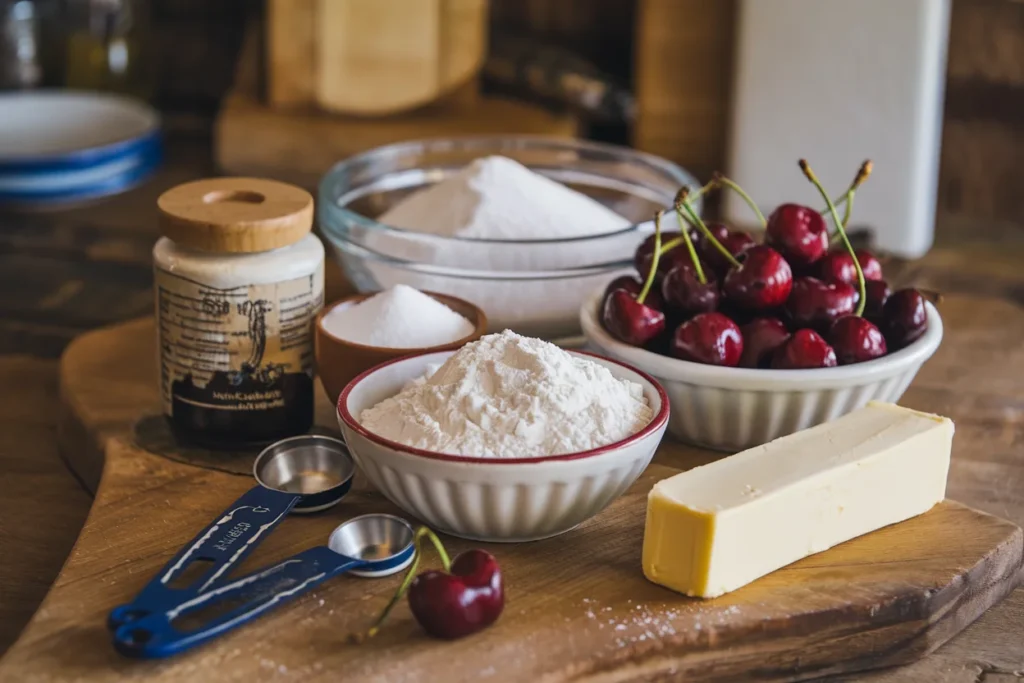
[155,266,324,439]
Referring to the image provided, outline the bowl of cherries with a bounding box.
[580,159,943,451]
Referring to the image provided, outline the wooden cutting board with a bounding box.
[267,0,487,115]
[217,21,578,188]
[1,318,1021,683]
[315,0,487,115]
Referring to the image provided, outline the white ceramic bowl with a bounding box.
[580,289,943,452]
[336,350,669,542]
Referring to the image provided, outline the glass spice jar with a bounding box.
[153,178,325,447]
[62,0,152,98]
[0,0,42,88]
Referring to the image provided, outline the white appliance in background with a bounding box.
[725,0,951,258]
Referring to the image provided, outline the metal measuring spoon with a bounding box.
[112,514,415,659]
[108,435,356,631]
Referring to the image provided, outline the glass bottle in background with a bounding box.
[63,0,153,100]
[0,0,43,88]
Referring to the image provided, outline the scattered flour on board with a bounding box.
[319,284,474,349]
[359,330,653,458]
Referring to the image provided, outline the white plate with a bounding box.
[0,91,161,206]
[0,90,159,165]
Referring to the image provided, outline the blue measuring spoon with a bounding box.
[108,435,355,632]
[112,514,415,659]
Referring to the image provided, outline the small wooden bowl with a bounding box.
[315,291,487,405]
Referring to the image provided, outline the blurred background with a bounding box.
[3,0,1018,216]
[0,0,1020,352]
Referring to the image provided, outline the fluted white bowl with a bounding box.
[580,289,943,452]
[336,349,669,542]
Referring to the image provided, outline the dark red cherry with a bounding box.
[661,265,719,316]
[601,289,665,346]
[863,279,892,322]
[829,315,887,365]
[785,276,857,331]
[604,275,664,311]
[408,549,504,640]
[818,249,883,286]
[697,223,757,274]
[765,203,830,267]
[772,329,838,369]
[634,231,686,282]
[739,317,791,369]
[881,288,928,349]
[670,312,743,366]
[723,245,793,310]
[643,328,673,357]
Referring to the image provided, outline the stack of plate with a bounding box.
[0,91,162,208]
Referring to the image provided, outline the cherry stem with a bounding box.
[800,159,866,316]
[672,207,707,284]
[713,173,766,228]
[841,191,855,228]
[918,288,944,307]
[356,527,452,642]
[823,161,872,238]
[671,179,716,231]
[687,178,718,204]
[823,191,856,246]
[636,211,663,304]
[676,188,741,269]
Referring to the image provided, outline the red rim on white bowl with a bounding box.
[336,349,670,465]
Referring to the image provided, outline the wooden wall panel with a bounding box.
[266,0,316,109]
[946,0,1024,86]
[938,0,1024,226]
[632,0,736,182]
[488,0,634,79]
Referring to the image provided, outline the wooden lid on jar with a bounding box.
[157,178,314,253]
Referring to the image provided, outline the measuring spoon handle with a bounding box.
[112,546,357,658]
[108,486,301,631]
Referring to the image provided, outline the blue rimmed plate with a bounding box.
[0,90,162,207]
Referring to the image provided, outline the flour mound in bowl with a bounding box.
[358,330,654,458]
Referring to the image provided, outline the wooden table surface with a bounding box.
[0,137,1023,682]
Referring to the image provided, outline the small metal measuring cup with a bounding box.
[113,514,416,659]
[108,435,356,631]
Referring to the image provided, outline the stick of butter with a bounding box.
[642,401,954,598]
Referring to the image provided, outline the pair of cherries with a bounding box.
[602,160,930,369]
[356,528,503,642]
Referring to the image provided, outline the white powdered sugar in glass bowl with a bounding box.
[368,155,635,273]
[358,330,653,458]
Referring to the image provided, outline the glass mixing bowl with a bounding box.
[318,136,699,340]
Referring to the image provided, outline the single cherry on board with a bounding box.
[772,328,838,369]
[765,203,830,268]
[661,265,719,317]
[881,288,929,349]
[829,315,887,365]
[739,317,791,369]
[601,289,665,346]
[697,223,756,275]
[604,275,664,312]
[671,312,743,366]
[818,249,883,286]
[723,245,794,310]
[785,276,857,331]
[408,549,504,640]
